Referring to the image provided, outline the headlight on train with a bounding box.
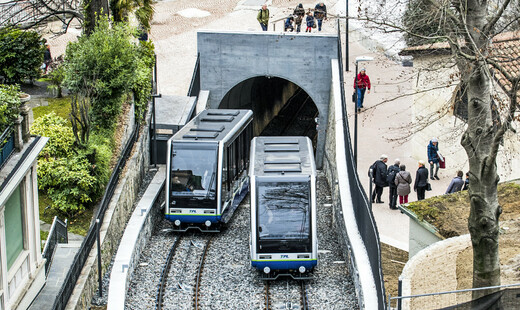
[174,220,181,226]
[299,266,306,273]
[263,266,271,274]
[205,220,211,227]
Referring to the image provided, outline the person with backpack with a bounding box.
[284,16,294,32]
[314,2,327,31]
[257,5,270,31]
[387,159,400,210]
[294,3,305,33]
[395,164,412,206]
[369,154,388,203]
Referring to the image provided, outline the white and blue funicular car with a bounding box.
[166,109,253,232]
[250,136,317,279]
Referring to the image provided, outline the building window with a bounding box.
[5,185,24,270]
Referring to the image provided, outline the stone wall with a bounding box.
[66,106,151,310]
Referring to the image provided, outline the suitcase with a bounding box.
[439,157,446,169]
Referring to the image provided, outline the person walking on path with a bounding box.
[463,172,469,190]
[446,170,464,194]
[354,68,371,110]
[395,164,412,206]
[370,154,388,204]
[257,5,270,31]
[294,3,305,33]
[43,43,52,75]
[427,137,440,180]
[387,159,400,210]
[314,2,327,31]
[414,160,429,201]
[305,11,314,32]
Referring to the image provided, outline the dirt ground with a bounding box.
[381,243,409,298]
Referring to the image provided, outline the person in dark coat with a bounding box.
[446,170,464,194]
[427,138,440,180]
[314,2,327,31]
[305,11,315,32]
[370,154,388,203]
[395,164,412,205]
[284,16,294,32]
[414,160,429,201]
[387,159,400,210]
[294,3,305,33]
[463,171,469,190]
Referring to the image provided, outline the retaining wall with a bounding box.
[66,106,151,310]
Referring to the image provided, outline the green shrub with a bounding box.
[133,40,155,122]
[63,17,138,128]
[31,112,74,158]
[0,84,22,133]
[37,156,98,214]
[0,27,46,83]
[31,112,112,215]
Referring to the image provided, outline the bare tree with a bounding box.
[357,0,520,297]
[0,0,84,31]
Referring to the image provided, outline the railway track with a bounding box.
[264,280,309,310]
[155,234,213,310]
[156,235,183,310]
[194,236,213,310]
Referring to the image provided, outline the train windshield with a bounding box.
[257,181,310,240]
[170,142,218,198]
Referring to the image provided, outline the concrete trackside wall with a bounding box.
[197,30,338,168]
[324,59,380,309]
[66,106,151,310]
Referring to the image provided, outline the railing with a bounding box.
[388,282,520,309]
[50,123,139,310]
[187,53,200,97]
[0,126,15,169]
[337,21,387,308]
[42,216,68,277]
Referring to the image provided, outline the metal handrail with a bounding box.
[336,19,386,309]
[42,216,68,276]
[388,282,520,309]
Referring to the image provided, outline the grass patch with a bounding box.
[33,96,71,124]
[39,191,93,236]
[405,182,520,238]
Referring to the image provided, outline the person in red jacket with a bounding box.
[354,68,371,110]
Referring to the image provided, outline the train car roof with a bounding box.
[171,109,252,143]
[251,136,316,177]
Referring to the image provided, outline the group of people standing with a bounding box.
[257,3,327,33]
[369,138,469,210]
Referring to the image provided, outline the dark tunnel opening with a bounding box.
[219,76,318,148]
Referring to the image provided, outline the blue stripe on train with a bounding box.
[251,260,317,271]
[165,214,221,223]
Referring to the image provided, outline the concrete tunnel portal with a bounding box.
[198,30,338,168]
[218,76,319,148]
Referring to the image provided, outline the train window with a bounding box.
[171,143,217,198]
[256,181,311,240]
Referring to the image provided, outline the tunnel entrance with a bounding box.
[218,76,318,148]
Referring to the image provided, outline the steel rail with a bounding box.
[300,280,309,310]
[156,235,182,310]
[194,236,214,310]
[265,281,271,310]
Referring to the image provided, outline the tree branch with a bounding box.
[483,0,512,35]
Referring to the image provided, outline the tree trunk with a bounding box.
[84,0,108,35]
[461,0,502,299]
